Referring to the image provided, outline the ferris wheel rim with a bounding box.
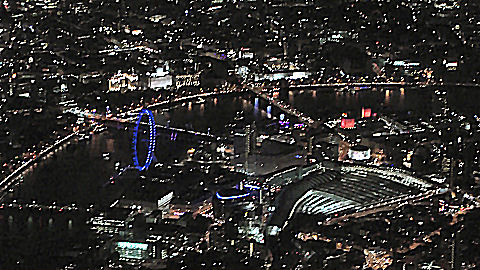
[132,109,156,171]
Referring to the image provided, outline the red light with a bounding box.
[341,119,355,129]
[361,108,371,118]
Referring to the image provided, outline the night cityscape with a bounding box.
[1,0,480,269]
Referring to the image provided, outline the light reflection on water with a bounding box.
[385,89,391,106]
[3,87,478,267]
[7,88,449,210]
[1,211,80,233]
[287,87,442,118]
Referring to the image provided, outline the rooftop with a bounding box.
[268,164,434,230]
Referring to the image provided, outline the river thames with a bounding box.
[0,86,476,268]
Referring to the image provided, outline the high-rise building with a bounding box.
[244,122,257,172]
[307,136,314,155]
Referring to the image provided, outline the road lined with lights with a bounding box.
[0,132,79,201]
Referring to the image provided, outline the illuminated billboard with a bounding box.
[362,108,372,118]
[341,118,355,129]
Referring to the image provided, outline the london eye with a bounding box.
[132,109,156,171]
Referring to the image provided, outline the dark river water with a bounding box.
[287,86,480,119]
[9,86,480,205]
[1,87,478,268]
[11,93,271,207]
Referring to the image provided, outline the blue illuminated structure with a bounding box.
[244,184,260,190]
[132,109,156,171]
[216,192,250,200]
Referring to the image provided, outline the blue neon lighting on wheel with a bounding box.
[216,192,250,200]
[132,109,156,171]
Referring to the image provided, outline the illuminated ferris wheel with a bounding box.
[132,109,156,171]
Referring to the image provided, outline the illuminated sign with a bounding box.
[362,108,372,118]
[393,61,420,67]
[446,62,458,71]
[341,118,355,129]
[446,62,458,68]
